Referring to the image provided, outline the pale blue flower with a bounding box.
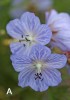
[11,45,67,91]
[6,12,52,55]
[45,9,70,51]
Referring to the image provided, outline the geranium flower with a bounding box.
[45,9,70,51]
[6,12,52,55]
[11,45,67,91]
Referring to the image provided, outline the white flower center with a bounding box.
[27,36,34,41]
[36,63,42,68]
[36,62,42,73]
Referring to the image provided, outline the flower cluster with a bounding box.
[6,10,68,92]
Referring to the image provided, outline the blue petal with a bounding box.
[38,76,49,91]
[18,67,49,91]
[47,54,67,69]
[10,54,32,72]
[46,9,58,25]
[18,67,33,88]
[10,42,33,56]
[36,24,52,45]
[50,40,69,51]
[20,12,40,32]
[29,77,49,92]
[10,42,26,54]
[6,19,25,39]
[30,44,51,60]
[50,30,70,51]
[43,68,62,86]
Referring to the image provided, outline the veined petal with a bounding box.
[36,24,52,45]
[11,54,32,72]
[18,67,34,88]
[51,30,70,51]
[47,54,67,69]
[54,13,70,24]
[52,13,70,31]
[6,19,25,39]
[29,72,49,92]
[44,68,62,86]
[38,78,49,92]
[10,42,26,54]
[18,67,49,92]
[10,41,34,55]
[30,44,51,60]
[46,9,70,31]
[46,9,58,24]
[50,40,69,51]
[20,12,40,32]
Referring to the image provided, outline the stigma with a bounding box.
[36,62,42,73]
[27,36,34,41]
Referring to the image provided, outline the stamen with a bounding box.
[34,73,43,80]
[21,35,23,38]
[25,37,30,41]
[40,73,42,76]
[19,40,21,42]
[23,44,26,47]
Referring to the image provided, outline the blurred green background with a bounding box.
[0,0,70,100]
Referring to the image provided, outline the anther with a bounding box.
[25,38,30,41]
[34,73,42,80]
[40,73,42,76]
[23,44,26,47]
[21,35,23,38]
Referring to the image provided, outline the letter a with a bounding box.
[6,88,12,95]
